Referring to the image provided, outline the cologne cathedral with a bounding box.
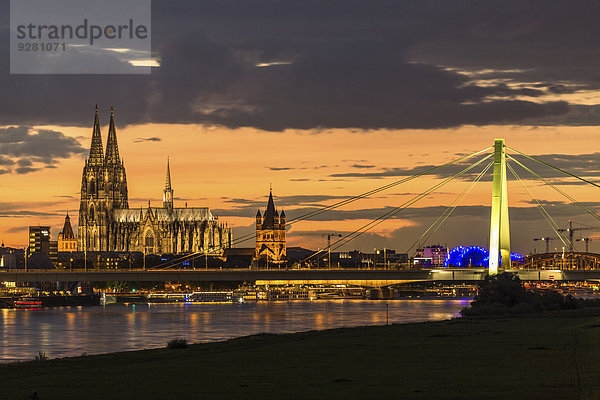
[78,106,232,255]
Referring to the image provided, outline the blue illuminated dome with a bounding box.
[444,246,523,268]
[444,246,489,267]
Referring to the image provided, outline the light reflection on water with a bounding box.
[0,299,470,362]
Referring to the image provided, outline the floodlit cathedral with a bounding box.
[78,106,232,254]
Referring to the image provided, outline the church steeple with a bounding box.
[103,105,129,215]
[165,157,172,191]
[105,106,121,165]
[88,105,104,166]
[60,213,75,239]
[255,187,286,264]
[163,157,174,212]
[261,189,277,229]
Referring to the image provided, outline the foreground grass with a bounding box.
[3,311,600,400]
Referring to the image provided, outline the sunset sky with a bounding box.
[2,1,600,254]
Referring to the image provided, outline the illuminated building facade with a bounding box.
[423,245,448,267]
[58,213,77,252]
[256,190,286,263]
[78,106,232,255]
[28,225,58,266]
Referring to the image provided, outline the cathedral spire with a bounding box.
[165,157,172,191]
[163,157,174,212]
[105,106,121,164]
[88,104,104,165]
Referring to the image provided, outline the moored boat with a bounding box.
[14,296,43,309]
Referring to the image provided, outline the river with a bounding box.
[0,299,470,362]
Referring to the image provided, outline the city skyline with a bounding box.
[2,114,599,254]
[2,1,600,253]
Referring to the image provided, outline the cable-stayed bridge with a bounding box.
[2,268,600,286]
[4,139,600,284]
[146,138,600,273]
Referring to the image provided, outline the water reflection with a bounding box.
[0,299,468,362]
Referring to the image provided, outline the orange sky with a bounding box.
[2,120,599,253]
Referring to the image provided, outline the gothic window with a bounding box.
[89,206,95,221]
[89,178,96,195]
[144,230,155,254]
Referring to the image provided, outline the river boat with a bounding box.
[14,296,42,309]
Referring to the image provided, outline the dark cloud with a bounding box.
[0,126,86,174]
[222,194,349,210]
[0,0,592,131]
[133,137,162,143]
[0,156,15,166]
[0,210,60,218]
[0,201,76,218]
[217,190,600,227]
[5,226,28,233]
[267,167,296,171]
[15,166,42,174]
[224,198,598,253]
[328,152,600,192]
[350,164,375,169]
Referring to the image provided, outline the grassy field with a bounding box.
[2,311,600,400]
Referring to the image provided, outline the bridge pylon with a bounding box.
[489,139,511,275]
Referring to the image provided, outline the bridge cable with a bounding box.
[328,153,493,254]
[506,160,571,249]
[300,153,493,263]
[405,160,494,256]
[506,154,600,223]
[507,146,600,190]
[229,145,494,247]
[149,146,493,269]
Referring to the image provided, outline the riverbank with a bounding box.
[2,310,600,399]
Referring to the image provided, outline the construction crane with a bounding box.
[322,233,342,269]
[533,237,556,254]
[576,237,593,253]
[557,220,600,252]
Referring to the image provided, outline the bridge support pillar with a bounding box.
[489,139,511,275]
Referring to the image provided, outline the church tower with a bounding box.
[75,105,231,256]
[255,189,286,264]
[104,106,128,250]
[78,106,128,251]
[163,157,174,213]
[78,105,107,251]
[104,106,128,210]
[58,213,77,252]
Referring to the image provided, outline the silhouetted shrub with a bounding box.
[461,272,600,317]
[167,338,188,349]
[562,294,579,310]
[541,290,565,310]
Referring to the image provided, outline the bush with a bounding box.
[167,338,188,349]
[562,294,580,310]
[461,272,600,317]
[461,272,531,315]
[461,303,509,317]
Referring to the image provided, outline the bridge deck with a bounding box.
[1,268,599,283]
